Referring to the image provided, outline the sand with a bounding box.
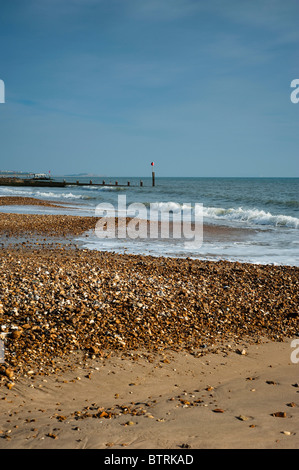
[0,340,298,449]
[0,196,70,208]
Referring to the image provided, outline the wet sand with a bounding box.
[0,196,70,208]
[0,204,298,449]
[0,209,255,241]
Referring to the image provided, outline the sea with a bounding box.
[0,176,298,266]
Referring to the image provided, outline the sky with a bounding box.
[0,0,298,177]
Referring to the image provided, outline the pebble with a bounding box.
[236,349,247,355]
[46,433,58,439]
[0,212,298,384]
[272,412,287,418]
[237,415,250,421]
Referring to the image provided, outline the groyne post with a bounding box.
[151,161,155,187]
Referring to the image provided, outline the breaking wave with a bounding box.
[0,187,90,200]
[35,191,88,199]
[201,206,299,229]
[146,202,299,229]
[148,201,191,211]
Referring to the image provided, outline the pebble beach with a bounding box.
[0,197,298,449]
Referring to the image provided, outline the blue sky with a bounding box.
[0,0,298,177]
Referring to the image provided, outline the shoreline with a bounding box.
[0,196,74,208]
[0,203,258,253]
[1,208,296,268]
[0,201,298,449]
[0,199,260,244]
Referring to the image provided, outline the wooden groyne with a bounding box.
[0,178,65,188]
[0,177,145,188]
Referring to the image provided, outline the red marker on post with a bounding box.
[151,162,155,186]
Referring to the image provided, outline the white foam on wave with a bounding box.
[78,232,299,267]
[198,206,299,229]
[81,185,124,191]
[150,201,190,211]
[148,202,299,229]
[0,187,88,200]
[0,187,35,197]
[35,191,86,200]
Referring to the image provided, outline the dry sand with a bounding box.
[0,340,298,449]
